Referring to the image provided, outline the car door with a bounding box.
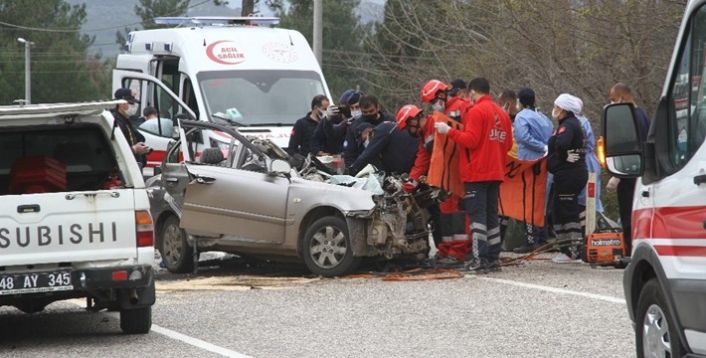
[112,70,197,176]
[178,128,290,245]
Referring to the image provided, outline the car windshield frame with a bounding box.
[197,69,326,127]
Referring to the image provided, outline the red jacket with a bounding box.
[448,95,513,183]
[445,96,471,121]
[409,115,435,180]
[409,99,472,180]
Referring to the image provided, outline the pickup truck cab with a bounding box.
[0,102,155,334]
[602,1,706,356]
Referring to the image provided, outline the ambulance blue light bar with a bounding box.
[154,16,280,27]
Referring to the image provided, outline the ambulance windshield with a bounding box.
[198,70,326,126]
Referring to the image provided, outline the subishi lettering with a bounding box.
[0,222,118,249]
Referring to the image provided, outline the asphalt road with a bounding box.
[0,255,635,358]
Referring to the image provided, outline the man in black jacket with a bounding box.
[343,95,394,166]
[288,95,330,156]
[346,105,423,175]
[311,90,363,156]
[111,88,150,168]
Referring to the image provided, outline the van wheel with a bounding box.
[160,216,194,273]
[302,216,360,277]
[636,279,684,358]
[120,306,152,334]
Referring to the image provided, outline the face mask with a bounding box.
[363,138,370,148]
[431,100,445,112]
[351,109,362,118]
[362,113,377,122]
[125,104,138,117]
[551,108,560,120]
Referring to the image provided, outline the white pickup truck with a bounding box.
[0,102,155,334]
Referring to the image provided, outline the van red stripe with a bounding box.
[654,245,706,257]
[633,206,706,240]
[632,206,706,257]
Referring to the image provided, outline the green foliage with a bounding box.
[272,0,364,101]
[0,0,111,104]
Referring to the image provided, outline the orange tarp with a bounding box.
[499,157,548,227]
[427,113,464,198]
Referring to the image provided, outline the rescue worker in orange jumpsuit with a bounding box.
[409,79,472,266]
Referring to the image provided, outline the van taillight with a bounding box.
[135,210,154,247]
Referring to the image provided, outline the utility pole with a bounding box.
[313,0,323,65]
[17,37,33,105]
[241,0,255,16]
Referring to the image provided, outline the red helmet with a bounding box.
[421,80,448,103]
[396,105,423,129]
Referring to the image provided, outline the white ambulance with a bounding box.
[602,1,706,356]
[112,16,332,170]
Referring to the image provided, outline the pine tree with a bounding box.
[0,0,109,104]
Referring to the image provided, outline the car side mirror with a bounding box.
[268,159,292,176]
[601,103,644,177]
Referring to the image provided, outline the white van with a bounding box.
[113,16,332,170]
[602,1,706,356]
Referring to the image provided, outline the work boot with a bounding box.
[464,258,488,274]
[512,243,537,254]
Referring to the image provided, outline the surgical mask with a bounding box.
[551,108,560,120]
[431,100,445,112]
[351,109,362,118]
[125,104,138,117]
[363,138,370,148]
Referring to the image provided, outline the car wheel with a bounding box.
[302,216,360,277]
[120,306,152,334]
[160,215,194,273]
[636,278,684,358]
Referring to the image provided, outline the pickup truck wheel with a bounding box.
[120,306,152,334]
[636,278,684,358]
[302,216,360,277]
[15,302,47,314]
[160,216,194,273]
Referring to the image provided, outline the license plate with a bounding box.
[0,270,72,295]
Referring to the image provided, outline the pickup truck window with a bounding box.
[0,125,119,195]
[669,5,706,169]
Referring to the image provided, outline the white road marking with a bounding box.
[65,301,252,358]
[150,324,253,358]
[475,277,627,305]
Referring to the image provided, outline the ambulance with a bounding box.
[112,16,332,170]
[602,1,706,356]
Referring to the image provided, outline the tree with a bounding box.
[0,0,110,104]
[271,0,366,101]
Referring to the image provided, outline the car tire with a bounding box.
[160,215,195,273]
[302,216,360,277]
[635,278,684,358]
[120,306,152,334]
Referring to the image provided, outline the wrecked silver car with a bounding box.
[146,120,431,276]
